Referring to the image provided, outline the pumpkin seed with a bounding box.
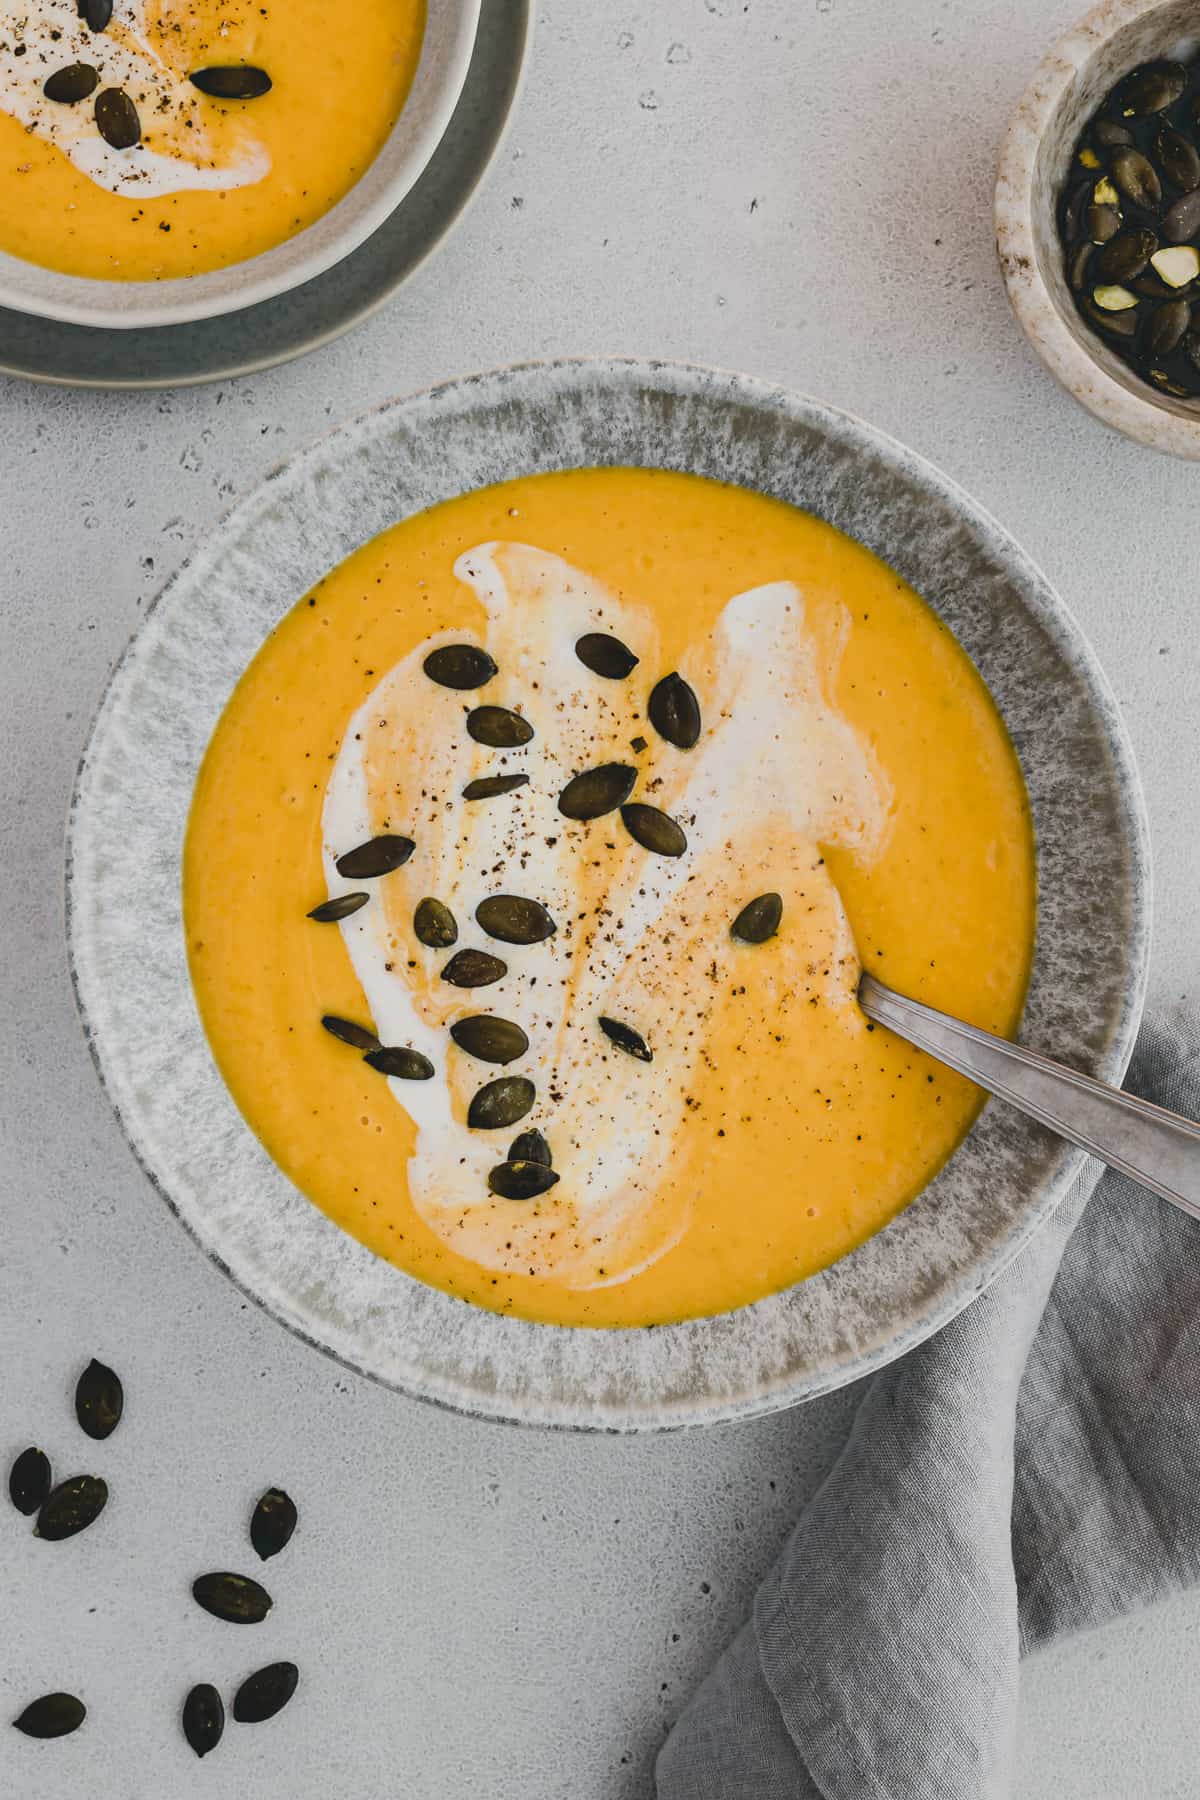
[43,63,99,103]
[575,632,639,679]
[476,894,557,945]
[462,773,529,800]
[598,1016,653,1062]
[1095,226,1156,282]
[509,1128,551,1166]
[364,1045,435,1081]
[647,671,701,749]
[182,1684,224,1759]
[1069,241,1093,291]
[1111,146,1161,209]
[557,762,637,820]
[413,897,458,948]
[192,1571,273,1625]
[189,65,272,99]
[1161,187,1200,243]
[308,892,369,923]
[467,1075,536,1130]
[449,1015,529,1064]
[441,948,508,988]
[467,705,534,747]
[1093,119,1133,148]
[1114,60,1186,117]
[1084,297,1139,336]
[1086,204,1121,244]
[423,644,497,690]
[320,1014,380,1052]
[1063,177,1091,245]
[488,1160,560,1199]
[620,802,687,857]
[335,834,414,879]
[94,87,140,148]
[233,1662,299,1724]
[36,1474,107,1541]
[82,0,112,27]
[1091,283,1139,311]
[1148,296,1192,354]
[8,1447,51,1516]
[75,1358,123,1440]
[731,892,783,943]
[13,1694,86,1739]
[1155,122,1200,192]
[250,1487,297,1562]
[1132,267,1182,298]
[1151,243,1200,284]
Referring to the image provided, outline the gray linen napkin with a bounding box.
[657,1013,1200,1800]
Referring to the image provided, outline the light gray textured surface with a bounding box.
[1,2,1197,1796]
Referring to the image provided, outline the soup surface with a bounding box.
[0,0,424,280]
[184,468,1036,1328]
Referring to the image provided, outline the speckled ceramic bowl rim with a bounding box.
[0,0,480,331]
[996,0,1200,456]
[65,357,1152,1432]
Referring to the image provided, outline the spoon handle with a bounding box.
[858,974,1200,1221]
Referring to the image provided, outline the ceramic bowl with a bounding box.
[66,359,1151,1430]
[997,0,1200,456]
[0,1,480,331]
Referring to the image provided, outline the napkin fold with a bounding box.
[657,1013,1200,1800]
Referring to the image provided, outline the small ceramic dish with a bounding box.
[66,359,1151,1431]
[0,1,480,331]
[997,0,1200,456]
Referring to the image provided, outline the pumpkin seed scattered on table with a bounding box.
[441,948,508,988]
[182,1683,225,1759]
[475,894,557,945]
[598,1016,653,1062]
[449,1014,529,1064]
[575,632,639,679]
[13,1693,86,1739]
[75,1358,123,1441]
[364,1045,436,1081]
[731,892,783,944]
[192,1571,273,1625]
[647,671,701,749]
[557,761,637,820]
[189,65,272,99]
[334,834,414,878]
[94,87,140,149]
[509,1128,551,1166]
[43,64,99,103]
[250,1487,297,1562]
[8,1447,51,1516]
[467,705,535,747]
[619,802,687,858]
[233,1661,299,1725]
[423,644,497,690]
[414,897,458,948]
[307,891,369,923]
[1061,56,1200,394]
[35,1474,108,1542]
[467,1075,536,1130]
[462,773,529,800]
[488,1160,560,1199]
[320,1014,381,1053]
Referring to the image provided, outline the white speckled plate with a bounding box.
[65,359,1152,1430]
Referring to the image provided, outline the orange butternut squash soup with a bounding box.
[0,0,425,280]
[184,469,1036,1328]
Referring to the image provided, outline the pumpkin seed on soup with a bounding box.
[414,897,458,948]
[509,1128,552,1166]
[467,705,535,746]
[82,0,112,29]
[488,1160,560,1199]
[308,891,369,923]
[335,834,414,878]
[321,1014,380,1052]
[462,773,529,800]
[558,762,637,820]
[620,802,687,857]
[423,643,497,690]
[731,892,783,943]
[189,65,273,99]
[449,1015,529,1064]
[94,87,140,149]
[467,1075,536,1129]
[441,948,508,988]
[475,894,556,944]
[598,1016,653,1062]
[575,632,639,678]
[44,64,99,103]
[647,671,701,748]
[364,1045,435,1081]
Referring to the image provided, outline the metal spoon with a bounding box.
[858,973,1200,1220]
